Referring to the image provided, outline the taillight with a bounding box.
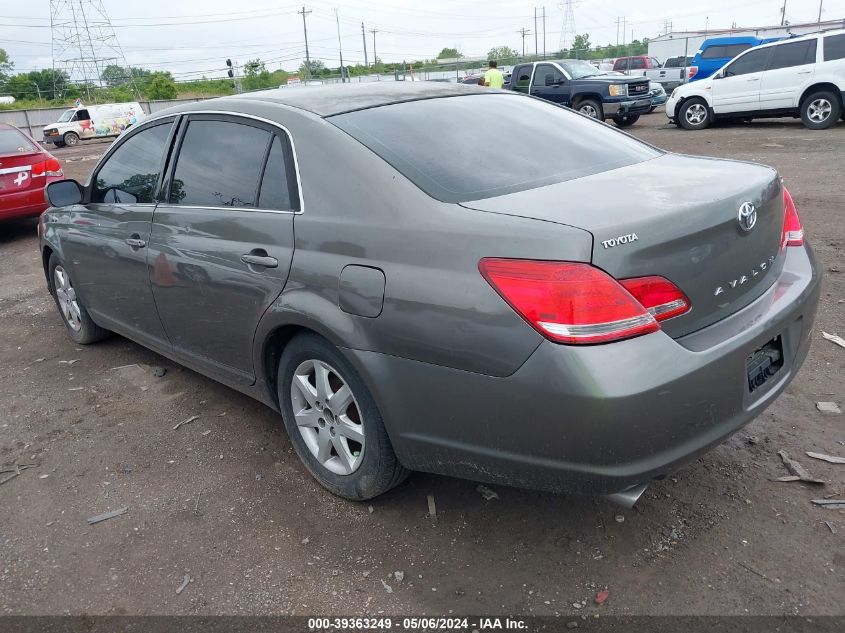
[619,276,691,321]
[478,258,660,345]
[31,157,63,178]
[687,66,698,80]
[782,187,804,248]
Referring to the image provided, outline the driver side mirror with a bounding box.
[46,180,83,207]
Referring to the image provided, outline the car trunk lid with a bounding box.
[460,154,786,338]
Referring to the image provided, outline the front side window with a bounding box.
[76,109,90,121]
[169,120,271,207]
[824,33,845,61]
[93,122,172,204]
[703,43,753,60]
[629,58,645,69]
[768,39,817,70]
[331,94,660,203]
[724,48,771,76]
[532,64,563,86]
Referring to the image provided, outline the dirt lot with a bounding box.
[1,113,843,618]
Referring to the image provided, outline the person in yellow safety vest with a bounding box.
[483,60,504,89]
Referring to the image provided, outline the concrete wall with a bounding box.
[0,97,209,139]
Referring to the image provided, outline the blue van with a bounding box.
[690,36,782,81]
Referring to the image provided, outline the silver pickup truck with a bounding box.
[612,56,696,91]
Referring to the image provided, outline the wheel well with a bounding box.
[799,83,843,108]
[41,245,54,289]
[262,324,311,406]
[571,93,602,108]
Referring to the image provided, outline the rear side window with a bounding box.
[724,48,771,76]
[170,120,271,207]
[703,43,752,59]
[331,94,660,203]
[514,66,531,91]
[768,39,817,70]
[824,33,845,61]
[93,122,171,203]
[629,58,645,69]
[0,128,37,154]
[258,135,297,211]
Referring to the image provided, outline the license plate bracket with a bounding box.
[746,336,784,393]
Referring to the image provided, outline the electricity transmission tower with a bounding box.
[50,0,136,100]
[558,0,576,53]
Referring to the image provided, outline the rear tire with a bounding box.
[800,90,841,130]
[575,98,603,120]
[613,114,640,128]
[278,333,410,500]
[63,131,80,146]
[53,141,66,148]
[678,97,711,130]
[48,254,109,345]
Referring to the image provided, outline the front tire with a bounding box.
[575,98,603,120]
[613,114,640,128]
[48,254,109,344]
[678,97,711,130]
[278,333,409,500]
[800,90,841,130]
[63,131,80,146]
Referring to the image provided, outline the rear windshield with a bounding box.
[0,128,38,154]
[330,94,660,203]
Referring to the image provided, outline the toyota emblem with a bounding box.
[738,202,757,232]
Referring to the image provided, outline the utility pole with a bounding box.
[818,0,824,26]
[334,8,345,82]
[622,16,627,46]
[616,16,622,46]
[780,0,787,26]
[542,7,546,59]
[298,6,312,79]
[534,8,538,57]
[518,28,531,57]
[361,22,368,68]
[370,28,378,68]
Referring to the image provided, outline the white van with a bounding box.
[42,102,145,147]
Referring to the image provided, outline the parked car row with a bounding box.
[668,29,845,130]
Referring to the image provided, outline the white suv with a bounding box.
[666,30,845,130]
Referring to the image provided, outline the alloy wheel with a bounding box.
[807,98,832,123]
[290,359,365,475]
[54,265,82,331]
[580,104,599,118]
[685,103,707,125]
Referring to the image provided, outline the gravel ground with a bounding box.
[0,111,843,617]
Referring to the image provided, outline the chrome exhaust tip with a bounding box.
[605,482,648,509]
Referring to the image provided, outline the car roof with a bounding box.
[218,82,493,117]
[755,27,845,49]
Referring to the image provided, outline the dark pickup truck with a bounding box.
[507,59,652,127]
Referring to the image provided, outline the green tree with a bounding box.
[436,47,461,59]
[101,64,150,87]
[571,33,591,57]
[0,48,13,90]
[145,72,177,100]
[298,59,326,78]
[487,46,517,61]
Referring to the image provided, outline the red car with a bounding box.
[0,123,64,221]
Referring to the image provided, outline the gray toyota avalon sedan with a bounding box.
[39,83,819,506]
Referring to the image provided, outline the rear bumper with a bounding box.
[604,97,652,117]
[0,187,49,220]
[347,243,820,496]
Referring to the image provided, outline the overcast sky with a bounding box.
[2,0,843,80]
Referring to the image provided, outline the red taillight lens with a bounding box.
[620,276,691,321]
[782,187,803,248]
[687,66,698,80]
[478,258,659,345]
[31,157,63,178]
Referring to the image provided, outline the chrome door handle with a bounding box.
[241,253,278,268]
[797,70,813,74]
[125,237,146,248]
[747,77,760,81]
